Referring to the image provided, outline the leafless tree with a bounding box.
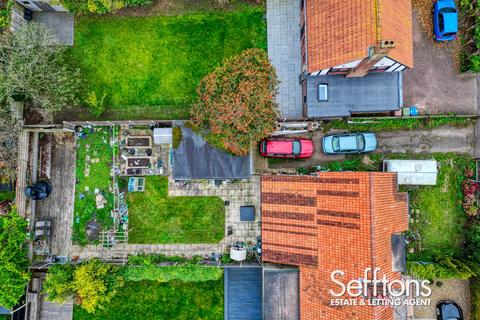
[0,23,81,113]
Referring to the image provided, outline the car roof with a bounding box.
[266,140,294,154]
[438,301,462,319]
[442,12,458,33]
[338,136,358,151]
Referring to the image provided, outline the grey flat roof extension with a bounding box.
[172,127,252,180]
[306,72,402,118]
[263,267,299,320]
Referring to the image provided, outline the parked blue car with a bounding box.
[433,0,458,41]
[322,132,377,154]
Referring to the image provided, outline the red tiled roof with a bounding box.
[261,172,409,320]
[305,0,414,72]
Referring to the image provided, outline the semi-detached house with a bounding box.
[299,0,414,118]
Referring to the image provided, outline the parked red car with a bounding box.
[259,138,314,159]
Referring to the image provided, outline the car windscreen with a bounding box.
[440,7,456,13]
[332,137,340,152]
[261,141,267,153]
[357,135,365,150]
[292,140,301,155]
[443,32,456,37]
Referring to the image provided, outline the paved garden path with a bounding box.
[375,125,475,155]
[70,176,261,259]
[266,0,302,119]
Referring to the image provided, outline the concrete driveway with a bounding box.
[268,124,474,170]
[402,10,477,115]
[375,125,475,155]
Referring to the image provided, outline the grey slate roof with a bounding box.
[306,72,402,118]
[172,127,252,180]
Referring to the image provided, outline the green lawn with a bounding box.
[73,280,224,320]
[127,176,225,244]
[407,155,473,255]
[73,127,115,245]
[70,7,267,119]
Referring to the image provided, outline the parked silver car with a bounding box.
[322,132,377,154]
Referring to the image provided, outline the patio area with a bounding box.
[35,132,76,257]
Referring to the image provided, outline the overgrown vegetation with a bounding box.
[172,127,183,149]
[57,0,153,14]
[407,255,480,281]
[459,0,480,72]
[407,155,473,254]
[0,207,30,309]
[44,259,124,313]
[122,265,223,282]
[44,258,224,319]
[0,0,13,29]
[0,23,81,113]
[69,7,267,120]
[73,280,224,320]
[325,116,473,132]
[73,127,114,245]
[127,176,225,244]
[191,48,278,155]
[471,277,480,320]
[0,109,19,182]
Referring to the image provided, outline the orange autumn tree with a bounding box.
[191,49,279,156]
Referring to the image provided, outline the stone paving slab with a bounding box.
[267,0,303,119]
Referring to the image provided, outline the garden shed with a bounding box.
[383,160,438,185]
[153,128,172,145]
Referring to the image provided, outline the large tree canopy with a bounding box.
[0,23,81,112]
[0,207,29,309]
[190,48,279,155]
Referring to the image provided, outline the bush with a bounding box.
[465,224,480,264]
[407,256,479,281]
[85,91,106,117]
[72,259,124,313]
[172,127,183,149]
[44,259,123,314]
[327,116,473,132]
[58,0,152,14]
[191,48,279,156]
[127,253,196,266]
[458,0,480,72]
[43,264,75,303]
[122,265,223,283]
[471,277,480,320]
[0,0,13,29]
[0,207,30,309]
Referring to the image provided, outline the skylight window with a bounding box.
[318,83,328,102]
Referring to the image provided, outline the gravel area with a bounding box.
[414,279,470,320]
